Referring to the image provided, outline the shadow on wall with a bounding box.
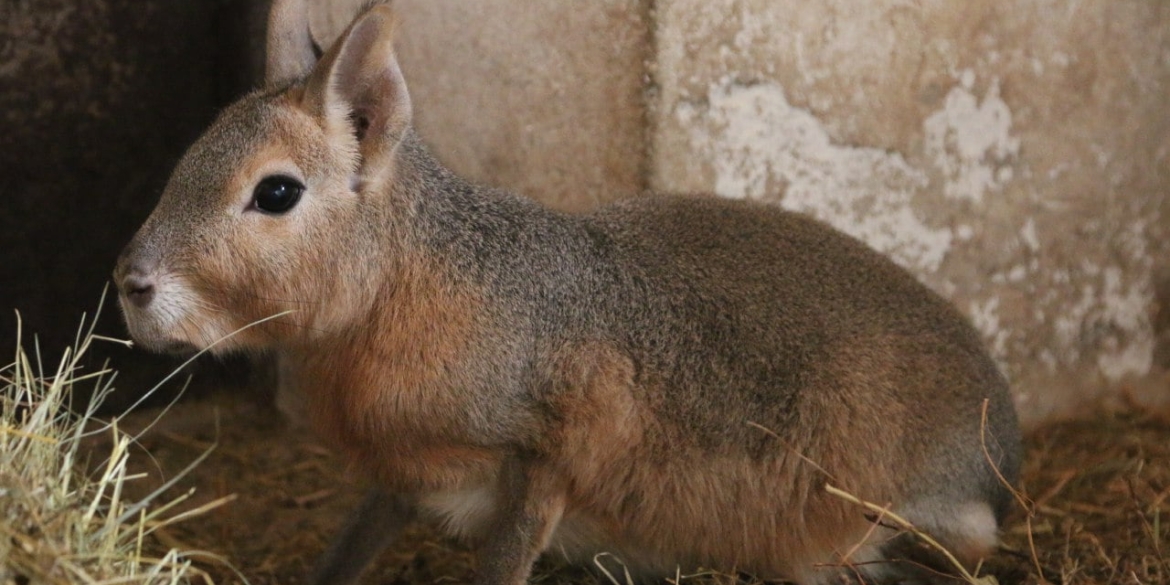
[0,0,268,412]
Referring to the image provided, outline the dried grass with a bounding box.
[1000,409,1170,585]
[0,299,232,585]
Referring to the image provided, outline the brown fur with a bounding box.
[113,2,1022,585]
[293,253,501,492]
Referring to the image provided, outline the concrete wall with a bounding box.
[315,1,1170,425]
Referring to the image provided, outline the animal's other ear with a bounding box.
[265,0,317,88]
[302,5,412,186]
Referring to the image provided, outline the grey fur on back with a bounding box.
[399,128,1020,517]
[404,131,1015,465]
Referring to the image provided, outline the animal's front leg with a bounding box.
[307,489,415,585]
[474,457,567,585]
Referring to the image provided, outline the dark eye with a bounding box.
[252,175,304,214]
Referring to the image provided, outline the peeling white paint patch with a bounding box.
[969,297,1009,356]
[1020,218,1040,252]
[923,72,1020,203]
[1050,263,1155,382]
[678,80,954,273]
[1096,268,1154,380]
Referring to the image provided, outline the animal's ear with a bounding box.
[302,4,412,186]
[265,0,317,88]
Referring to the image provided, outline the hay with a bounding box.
[0,302,228,585]
[1000,410,1170,585]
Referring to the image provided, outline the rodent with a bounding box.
[112,2,1022,584]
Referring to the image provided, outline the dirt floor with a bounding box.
[104,395,1170,585]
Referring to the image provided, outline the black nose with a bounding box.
[121,273,156,309]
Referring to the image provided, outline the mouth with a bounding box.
[125,330,203,356]
[120,308,202,356]
[157,339,201,356]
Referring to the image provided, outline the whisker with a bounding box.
[171,271,314,307]
[190,296,228,316]
[267,317,336,337]
[237,294,314,305]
